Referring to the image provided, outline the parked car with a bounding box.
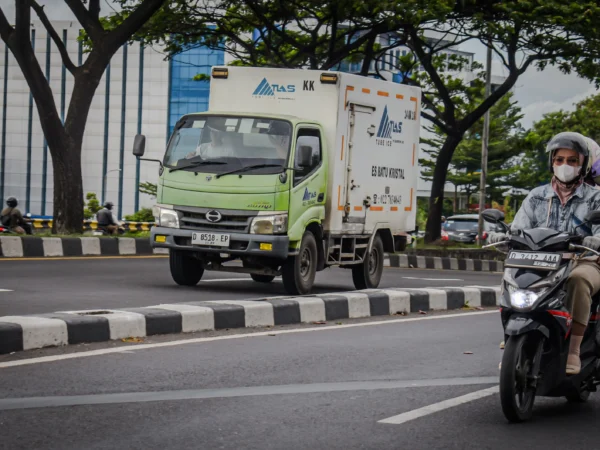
[442,214,501,244]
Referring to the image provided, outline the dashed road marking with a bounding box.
[378,386,499,425]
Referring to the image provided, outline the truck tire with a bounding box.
[250,274,275,283]
[352,235,384,290]
[282,231,317,295]
[169,250,204,286]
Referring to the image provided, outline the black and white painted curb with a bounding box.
[0,286,501,354]
[0,236,167,257]
[0,237,502,273]
[386,254,503,272]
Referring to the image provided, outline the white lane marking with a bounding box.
[465,285,500,289]
[0,377,499,411]
[0,310,497,369]
[402,277,463,282]
[200,278,253,283]
[378,386,499,425]
[0,289,13,292]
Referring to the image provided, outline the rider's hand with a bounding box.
[488,232,508,244]
[583,236,600,251]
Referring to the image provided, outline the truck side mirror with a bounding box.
[298,145,313,168]
[133,134,146,157]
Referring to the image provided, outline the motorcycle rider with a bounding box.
[96,202,119,235]
[490,132,600,375]
[0,197,32,235]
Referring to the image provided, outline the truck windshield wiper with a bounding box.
[216,164,289,179]
[169,160,227,173]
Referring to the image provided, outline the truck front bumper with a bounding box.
[151,227,290,260]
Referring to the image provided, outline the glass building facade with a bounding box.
[168,46,225,138]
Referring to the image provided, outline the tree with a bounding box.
[139,181,157,198]
[512,93,600,190]
[421,90,524,208]
[118,0,600,242]
[0,0,166,233]
[83,192,101,220]
[387,1,600,241]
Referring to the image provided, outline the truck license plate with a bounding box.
[192,232,230,247]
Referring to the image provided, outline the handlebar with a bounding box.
[569,243,600,257]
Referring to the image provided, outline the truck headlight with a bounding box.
[250,213,288,234]
[153,205,181,229]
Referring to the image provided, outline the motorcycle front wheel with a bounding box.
[500,333,542,423]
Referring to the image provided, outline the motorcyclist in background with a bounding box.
[490,132,600,375]
[0,197,32,235]
[96,202,120,235]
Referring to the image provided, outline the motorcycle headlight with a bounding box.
[250,213,288,235]
[153,205,181,229]
[507,286,547,311]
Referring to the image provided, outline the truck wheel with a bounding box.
[282,231,317,295]
[169,250,204,286]
[352,235,384,290]
[251,274,275,283]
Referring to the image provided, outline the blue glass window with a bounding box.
[168,45,225,138]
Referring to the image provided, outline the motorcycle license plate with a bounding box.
[505,251,561,270]
[192,232,230,247]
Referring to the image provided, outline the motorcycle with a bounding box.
[482,208,600,423]
[0,213,33,235]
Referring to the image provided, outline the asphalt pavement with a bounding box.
[1,310,598,449]
[0,257,502,315]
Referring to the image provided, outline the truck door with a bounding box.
[343,103,376,230]
[288,126,327,236]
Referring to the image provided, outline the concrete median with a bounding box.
[0,236,503,273]
[0,286,501,354]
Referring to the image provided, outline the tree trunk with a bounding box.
[51,143,84,234]
[425,134,462,243]
[51,72,104,234]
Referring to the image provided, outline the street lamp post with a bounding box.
[103,169,121,205]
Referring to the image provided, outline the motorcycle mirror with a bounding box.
[481,208,505,224]
[584,210,600,225]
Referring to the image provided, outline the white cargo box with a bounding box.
[208,67,421,235]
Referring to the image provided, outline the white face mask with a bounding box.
[553,164,582,183]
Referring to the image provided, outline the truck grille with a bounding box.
[177,207,256,233]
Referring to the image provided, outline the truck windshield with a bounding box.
[164,115,292,173]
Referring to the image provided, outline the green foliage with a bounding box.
[83,193,102,220]
[511,93,600,190]
[124,208,155,222]
[416,197,428,230]
[421,91,524,205]
[139,181,157,198]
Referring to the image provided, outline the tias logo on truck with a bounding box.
[376,105,403,147]
[253,77,296,99]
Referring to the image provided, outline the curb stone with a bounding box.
[0,286,501,354]
[0,237,501,273]
[384,255,503,272]
[0,236,167,257]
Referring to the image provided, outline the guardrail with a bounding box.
[30,219,154,232]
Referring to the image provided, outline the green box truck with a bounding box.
[134,66,421,295]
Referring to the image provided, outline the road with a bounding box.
[0,257,502,315]
[1,310,597,449]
